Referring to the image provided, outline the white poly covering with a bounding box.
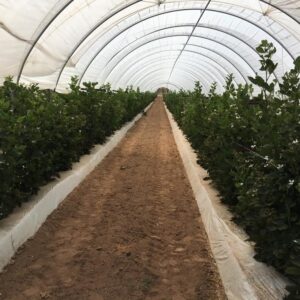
[0,0,299,92]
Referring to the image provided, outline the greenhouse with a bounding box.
[0,0,299,299]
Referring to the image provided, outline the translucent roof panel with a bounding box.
[0,0,299,92]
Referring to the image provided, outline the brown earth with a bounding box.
[0,97,226,300]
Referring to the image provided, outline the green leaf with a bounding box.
[294,57,300,72]
[265,59,278,74]
[248,75,269,90]
[285,267,300,276]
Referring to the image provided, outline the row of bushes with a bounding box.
[165,40,300,298]
[0,77,154,220]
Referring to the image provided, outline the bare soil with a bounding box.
[0,98,226,300]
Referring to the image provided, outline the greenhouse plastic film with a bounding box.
[0,0,299,91]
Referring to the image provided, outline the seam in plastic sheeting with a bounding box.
[0,22,30,43]
[165,102,289,300]
[0,102,153,272]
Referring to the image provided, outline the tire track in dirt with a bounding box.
[0,97,226,300]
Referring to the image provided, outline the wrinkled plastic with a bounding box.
[0,1,299,92]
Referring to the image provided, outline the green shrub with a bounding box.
[165,41,300,298]
[0,77,153,220]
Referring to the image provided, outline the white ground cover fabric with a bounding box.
[165,102,289,300]
[0,0,299,92]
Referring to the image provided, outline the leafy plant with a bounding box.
[0,77,154,220]
[165,40,300,298]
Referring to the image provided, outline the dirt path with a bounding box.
[0,97,226,300]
